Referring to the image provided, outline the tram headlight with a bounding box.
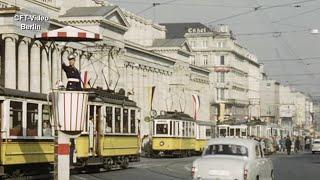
[159,141,165,146]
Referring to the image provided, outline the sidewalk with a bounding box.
[272,150,309,156]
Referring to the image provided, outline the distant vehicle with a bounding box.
[264,138,276,155]
[311,139,320,154]
[192,138,274,180]
[145,111,213,158]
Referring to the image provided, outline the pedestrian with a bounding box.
[295,137,300,153]
[260,139,266,154]
[62,54,82,91]
[306,138,311,150]
[280,137,286,152]
[88,117,94,156]
[285,135,292,155]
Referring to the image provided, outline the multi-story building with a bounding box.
[161,23,260,122]
[259,72,280,124]
[279,85,296,135]
[312,98,320,133]
[0,0,212,141]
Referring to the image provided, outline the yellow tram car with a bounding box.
[0,87,139,177]
[74,89,140,170]
[147,111,213,157]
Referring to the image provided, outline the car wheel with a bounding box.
[256,175,259,180]
[312,151,315,154]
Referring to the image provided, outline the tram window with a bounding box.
[241,129,246,137]
[173,121,175,136]
[182,122,185,136]
[9,101,23,136]
[230,129,235,136]
[123,109,129,133]
[191,123,195,137]
[42,105,52,136]
[177,122,180,136]
[115,108,121,133]
[27,103,38,136]
[186,122,189,137]
[206,129,211,137]
[130,110,136,134]
[220,129,226,137]
[88,105,95,133]
[156,124,168,135]
[106,107,112,133]
[236,129,240,137]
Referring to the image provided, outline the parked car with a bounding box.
[311,138,320,154]
[192,138,274,180]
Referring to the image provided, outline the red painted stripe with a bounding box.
[58,144,70,155]
[58,32,67,37]
[78,32,86,38]
[83,71,88,87]
[42,32,48,37]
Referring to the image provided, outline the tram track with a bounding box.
[143,158,193,180]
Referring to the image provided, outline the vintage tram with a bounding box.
[0,87,139,177]
[146,111,212,157]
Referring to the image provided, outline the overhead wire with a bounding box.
[136,0,180,15]
[249,0,319,95]
[234,29,309,36]
[205,0,319,24]
[271,6,320,23]
[261,56,320,62]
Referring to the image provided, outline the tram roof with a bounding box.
[196,120,216,126]
[87,89,138,107]
[0,87,138,107]
[155,111,194,121]
[0,87,47,101]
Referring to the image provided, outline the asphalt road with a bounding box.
[71,152,320,180]
[271,151,320,180]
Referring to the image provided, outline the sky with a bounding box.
[107,0,320,97]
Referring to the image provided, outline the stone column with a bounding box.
[30,40,41,93]
[18,37,31,91]
[2,34,18,89]
[51,45,62,86]
[41,47,50,94]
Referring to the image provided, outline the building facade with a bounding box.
[161,23,260,122]
[259,74,280,124]
[0,0,212,140]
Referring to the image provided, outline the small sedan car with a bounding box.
[192,138,274,180]
[311,139,320,154]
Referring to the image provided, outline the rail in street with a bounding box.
[70,151,320,180]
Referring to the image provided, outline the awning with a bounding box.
[35,26,102,42]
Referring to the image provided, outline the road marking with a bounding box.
[131,163,164,168]
[184,164,191,171]
[72,175,88,180]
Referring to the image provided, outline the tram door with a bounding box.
[89,105,102,156]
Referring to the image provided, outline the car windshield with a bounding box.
[313,141,320,144]
[204,144,248,157]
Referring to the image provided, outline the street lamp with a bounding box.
[310,29,319,34]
